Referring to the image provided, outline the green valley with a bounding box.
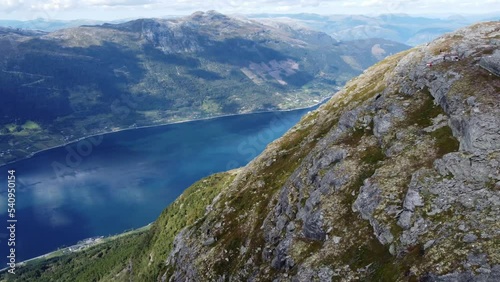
[0,11,408,165]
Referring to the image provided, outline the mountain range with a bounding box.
[250,13,499,46]
[0,11,409,165]
[3,13,498,47]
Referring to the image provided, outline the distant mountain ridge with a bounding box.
[249,13,498,45]
[0,11,409,165]
[3,13,492,46]
[0,18,116,32]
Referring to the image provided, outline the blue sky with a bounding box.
[0,0,498,20]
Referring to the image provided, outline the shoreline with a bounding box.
[0,224,152,273]
[0,97,332,271]
[0,97,331,168]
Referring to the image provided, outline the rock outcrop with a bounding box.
[163,22,500,281]
[480,49,500,77]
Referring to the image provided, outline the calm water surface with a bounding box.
[0,106,318,265]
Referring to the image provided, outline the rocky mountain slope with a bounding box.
[161,21,500,282]
[6,22,499,282]
[0,11,408,165]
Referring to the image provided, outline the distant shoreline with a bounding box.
[0,96,331,168]
[0,224,152,273]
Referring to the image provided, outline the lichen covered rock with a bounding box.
[163,22,499,281]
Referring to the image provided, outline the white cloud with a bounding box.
[20,160,154,228]
[0,0,497,19]
[83,0,158,7]
[0,0,24,12]
[31,0,76,11]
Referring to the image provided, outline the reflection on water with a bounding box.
[0,106,318,264]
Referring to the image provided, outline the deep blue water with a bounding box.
[0,106,318,266]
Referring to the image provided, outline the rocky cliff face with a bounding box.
[162,22,499,281]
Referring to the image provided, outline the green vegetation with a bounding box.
[299,237,324,256]
[339,126,366,146]
[21,121,41,130]
[430,125,460,157]
[201,99,222,114]
[397,87,460,160]
[5,232,146,282]
[132,171,237,281]
[5,124,18,133]
[360,146,385,165]
[403,88,443,128]
[485,178,498,191]
[2,121,41,134]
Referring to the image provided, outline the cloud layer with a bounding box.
[0,0,497,21]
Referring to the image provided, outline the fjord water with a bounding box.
[0,106,318,265]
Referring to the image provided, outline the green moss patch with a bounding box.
[22,120,42,130]
[404,88,443,128]
[430,126,460,157]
